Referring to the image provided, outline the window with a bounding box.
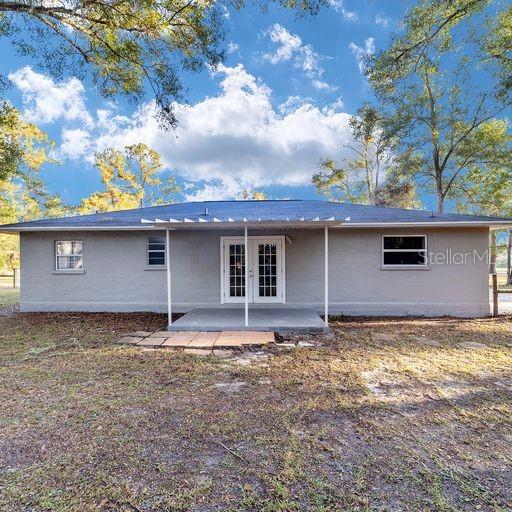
[382,235,427,267]
[147,236,166,267]
[228,243,245,297]
[55,241,83,270]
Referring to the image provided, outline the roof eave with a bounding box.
[1,219,512,233]
[336,221,512,228]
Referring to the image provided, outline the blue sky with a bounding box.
[1,0,410,206]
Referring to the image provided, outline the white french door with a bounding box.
[221,237,285,304]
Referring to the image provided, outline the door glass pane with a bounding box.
[258,244,277,297]
[228,244,245,297]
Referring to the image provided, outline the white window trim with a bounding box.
[146,235,167,269]
[381,234,429,270]
[54,240,84,273]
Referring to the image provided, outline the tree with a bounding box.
[0,0,325,128]
[0,100,53,181]
[78,143,179,213]
[459,164,512,283]
[486,4,512,94]
[364,0,511,98]
[0,101,65,271]
[0,181,70,271]
[312,104,418,208]
[368,1,512,213]
[240,188,267,200]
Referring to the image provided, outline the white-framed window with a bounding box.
[382,235,427,267]
[55,241,83,271]
[147,236,166,267]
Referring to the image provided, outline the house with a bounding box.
[1,200,511,332]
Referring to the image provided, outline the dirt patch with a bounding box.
[459,340,489,349]
[1,311,512,511]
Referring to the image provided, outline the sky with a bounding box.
[0,0,410,207]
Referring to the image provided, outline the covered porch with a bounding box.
[169,307,327,333]
[140,212,339,334]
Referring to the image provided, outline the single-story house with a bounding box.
[1,200,511,332]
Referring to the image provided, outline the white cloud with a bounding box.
[40,64,353,200]
[349,37,375,74]
[375,14,391,27]
[322,97,344,114]
[278,95,311,115]
[328,0,358,21]
[262,24,336,90]
[183,177,249,201]
[9,66,93,126]
[9,64,355,200]
[227,41,240,54]
[262,23,303,64]
[60,128,91,160]
[312,79,337,91]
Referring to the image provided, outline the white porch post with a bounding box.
[324,225,329,329]
[166,228,172,327]
[244,226,249,327]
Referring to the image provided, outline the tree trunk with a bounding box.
[437,194,444,213]
[507,229,512,286]
[436,177,444,213]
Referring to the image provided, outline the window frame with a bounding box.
[54,240,84,272]
[146,235,167,269]
[381,234,428,269]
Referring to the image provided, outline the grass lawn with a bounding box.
[0,288,19,309]
[0,298,511,511]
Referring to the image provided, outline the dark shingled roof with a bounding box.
[1,200,511,231]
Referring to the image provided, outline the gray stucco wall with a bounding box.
[20,227,490,317]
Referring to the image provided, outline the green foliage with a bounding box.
[0,0,326,128]
[312,104,418,208]
[368,0,512,212]
[459,164,512,217]
[78,143,179,213]
[369,0,491,98]
[239,188,267,200]
[487,5,512,94]
[0,102,70,270]
[0,100,54,181]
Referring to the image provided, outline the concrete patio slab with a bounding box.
[188,332,220,348]
[137,337,167,347]
[214,331,248,347]
[162,331,199,347]
[241,331,274,345]
[117,336,143,344]
[153,331,172,337]
[128,331,153,338]
[214,330,274,346]
[118,330,276,350]
[169,308,326,333]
